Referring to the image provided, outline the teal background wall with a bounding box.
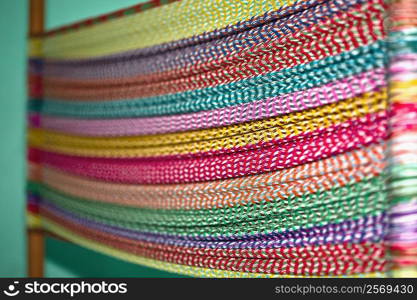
[0,0,27,278]
[0,0,183,278]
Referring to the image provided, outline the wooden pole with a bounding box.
[27,229,45,277]
[29,0,44,37]
[28,0,45,278]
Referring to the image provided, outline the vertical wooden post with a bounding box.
[27,229,45,277]
[29,0,44,37]
[28,0,44,278]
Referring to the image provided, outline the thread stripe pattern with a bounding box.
[26,0,417,277]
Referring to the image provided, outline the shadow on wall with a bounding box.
[46,238,188,278]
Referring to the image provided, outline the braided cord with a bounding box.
[41,0,377,80]
[32,175,386,229]
[39,216,387,277]
[29,113,388,184]
[40,210,387,276]
[30,42,387,118]
[35,143,384,210]
[387,0,417,274]
[34,178,386,238]
[43,0,386,101]
[25,0,400,278]
[30,69,386,136]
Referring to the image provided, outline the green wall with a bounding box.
[0,0,183,278]
[0,0,27,278]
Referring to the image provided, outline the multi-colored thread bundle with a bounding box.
[26,0,416,277]
[387,0,417,277]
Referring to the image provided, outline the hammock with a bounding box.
[27,0,417,277]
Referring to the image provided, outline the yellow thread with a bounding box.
[391,267,417,278]
[390,79,417,91]
[42,0,299,59]
[28,38,43,57]
[390,80,417,103]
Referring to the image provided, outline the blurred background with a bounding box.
[0,0,181,277]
